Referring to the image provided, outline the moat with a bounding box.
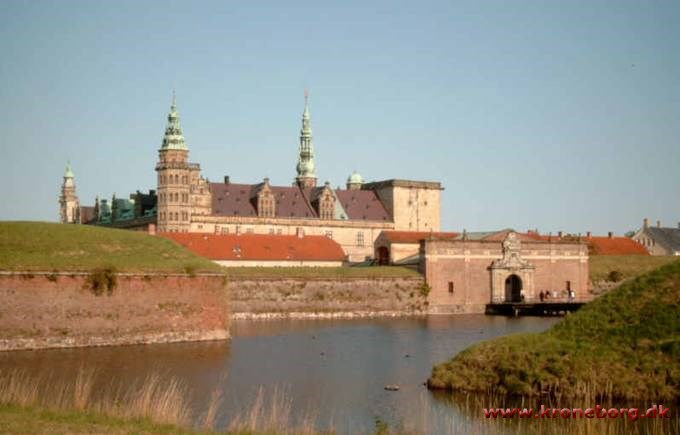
[0,315,558,433]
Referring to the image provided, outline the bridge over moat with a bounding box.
[485,301,586,317]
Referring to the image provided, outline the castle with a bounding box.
[60,93,443,261]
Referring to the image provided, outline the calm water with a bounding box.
[2,315,671,434]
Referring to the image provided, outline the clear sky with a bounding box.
[1,0,678,235]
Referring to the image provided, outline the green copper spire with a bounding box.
[161,90,188,150]
[296,90,316,182]
[64,161,74,179]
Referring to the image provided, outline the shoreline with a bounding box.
[231,310,428,320]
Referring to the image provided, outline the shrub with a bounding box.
[86,267,117,296]
[46,272,58,282]
[607,269,624,282]
[419,282,431,298]
[183,264,197,277]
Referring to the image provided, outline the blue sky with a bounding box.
[1,0,678,234]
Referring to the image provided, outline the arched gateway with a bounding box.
[505,274,523,302]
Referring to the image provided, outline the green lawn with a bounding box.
[589,254,678,282]
[428,260,680,400]
[0,222,223,273]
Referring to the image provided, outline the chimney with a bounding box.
[657,220,661,228]
[586,231,591,238]
[608,232,613,239]
[558,231,563,239]
[643,218,649,229]
[224,175,230,184]
[296,227,305,238]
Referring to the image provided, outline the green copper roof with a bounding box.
[64,161,74,178]
[347,171,364,184]
[161,91,188,150]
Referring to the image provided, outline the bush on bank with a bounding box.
[428,260,680,400]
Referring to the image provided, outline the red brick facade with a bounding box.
[421,232,590,313]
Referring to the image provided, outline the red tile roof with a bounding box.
[380,231,459,244]
[585,236,649,255]
[507,231,648,255]
[161,232,346,262]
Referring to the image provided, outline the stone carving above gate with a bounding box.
[491,232,532,270]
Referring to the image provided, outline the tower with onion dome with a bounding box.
[155,91,194,233]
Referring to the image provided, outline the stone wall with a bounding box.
[228,277,427,319]
[0,272,229,351]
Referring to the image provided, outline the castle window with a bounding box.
[277,228,283,235]
[448,282,454,294]
[357,232,364,246]
[221,227,229,235]
[269,228,275,235]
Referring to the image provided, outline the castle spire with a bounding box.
[161,91,187,150]
[64,161,74,179]
[296,90,317,188]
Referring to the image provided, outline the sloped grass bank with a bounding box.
[589,254,677,283]
[428,260,680,400]
[0,222,222,273]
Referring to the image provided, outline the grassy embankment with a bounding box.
[0,221,223,273]
[0,221,419,278]
[428,259,680,400]
[588,254,678,283]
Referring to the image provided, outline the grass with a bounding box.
[428,260,680,400]
[588,255,678,282]
[0,221,223,273]
[223,265,421,279]
[0,404,199,434]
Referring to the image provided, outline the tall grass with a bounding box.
[0,368,194,428]
[0,368,326,433]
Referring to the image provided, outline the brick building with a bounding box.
[421,231,590,314]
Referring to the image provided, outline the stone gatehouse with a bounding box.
[421,231,590,314]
